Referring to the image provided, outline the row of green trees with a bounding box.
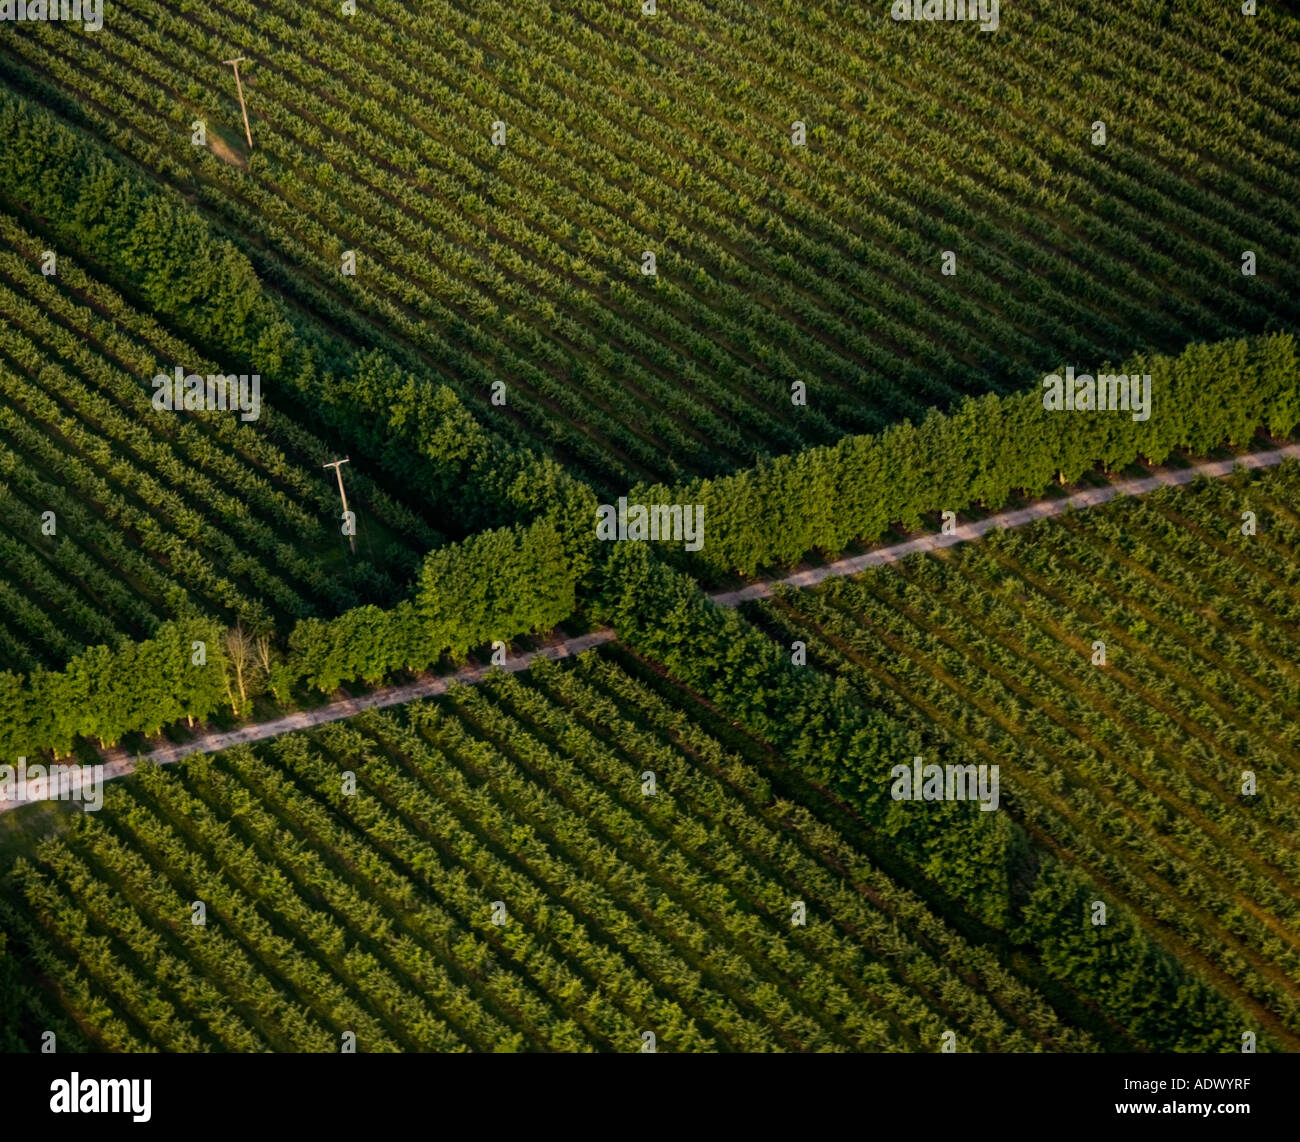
[632,332,1300,576]
[0,88,572,536]
[590,540,1266,1050]
[15,0,1295,495]
[288,505,590,695]
[0,497,589,759]
[5,324,1291,771]
[0,619,227,759]
[0,91,598,757]
[591,542,1011,918]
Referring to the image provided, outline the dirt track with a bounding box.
[708,443,1300,605]
[3,444,1295,811]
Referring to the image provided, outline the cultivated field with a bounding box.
[2,0,1296,489]
[748,461,1300,1048]
[0,651,1113,1052]
[0,0,1297,1064]
[0,210,439,668]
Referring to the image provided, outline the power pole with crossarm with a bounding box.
[323,457,355,554]
[223,56,253,150]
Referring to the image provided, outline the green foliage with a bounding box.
[0,87,571,536]
[593,542,1013,928]
[1015,863,1243,1053]
[756,466,1300,1051]
[417,517,578,666]
[0,90,604,743]
[9,0,1298,492]
[0,0,1291,1059]
[644,333,1300,576]
[0,656,1115,1053]
[0,619,225,758]
[593,537,1280,1049]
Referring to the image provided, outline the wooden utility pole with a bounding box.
[223,56,253,149]
[323,458,355,554]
